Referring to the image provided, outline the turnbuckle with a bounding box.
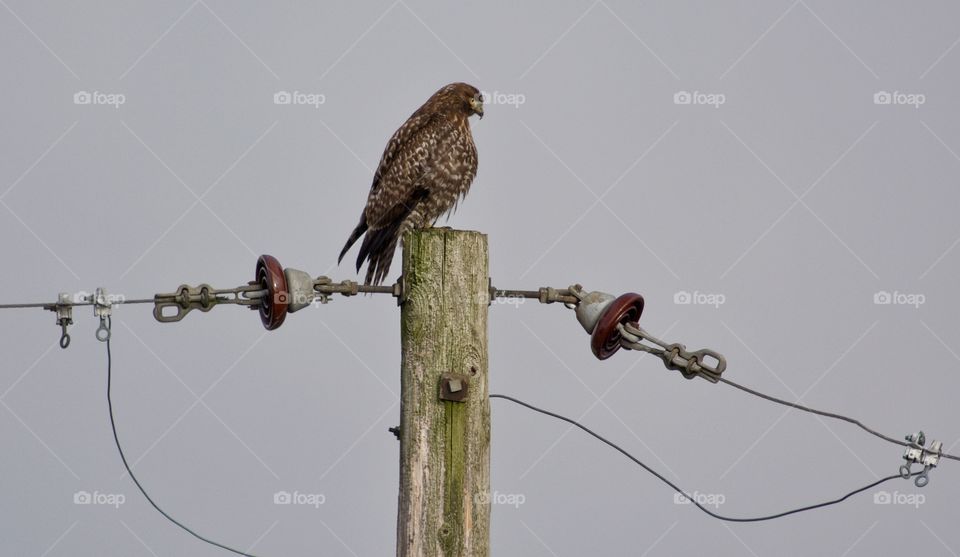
[153,284,264,323]
[618,322,726,382]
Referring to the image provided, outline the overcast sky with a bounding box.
[2,1,960,555]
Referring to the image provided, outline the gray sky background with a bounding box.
[2,1,959,555]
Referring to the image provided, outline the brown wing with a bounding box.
[337,111,434,266]
[359,120,477,285]
[370,111,433,194]
[363,114,438,231]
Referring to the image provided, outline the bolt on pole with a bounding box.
[396,228,490,556]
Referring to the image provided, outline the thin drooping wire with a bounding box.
[97,315,951,531]
[490,393,921,522]
[718,377,959,462]
[106,317,261,557]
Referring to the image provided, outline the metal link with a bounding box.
[153,284,264,323]
[152,277,400,323]
[617,322,726,382]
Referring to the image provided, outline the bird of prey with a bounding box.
[338,82,483,285]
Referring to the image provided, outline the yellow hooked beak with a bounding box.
[470,97,484,119]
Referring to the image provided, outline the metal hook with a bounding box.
[59,323,71,349]
[96,318,111,342]
[899,462,912,479]
[47,293,74,350]
[93,288,112,342]
[565,284,585,309]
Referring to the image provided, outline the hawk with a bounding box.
[338,82,483,285]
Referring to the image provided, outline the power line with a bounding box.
[718,377,959,462]
[2,274,952,541]
[106,318,261,557]
[0,299,156,309]
[490,393,925,523]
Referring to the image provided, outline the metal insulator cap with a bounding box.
[574,290,616,334]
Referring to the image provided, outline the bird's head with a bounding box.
[434,82,483,120]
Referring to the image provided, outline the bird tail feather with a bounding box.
[338,215,368,265]
[357,218,404,285]
[366,234,400,286]
[353,189,428,285]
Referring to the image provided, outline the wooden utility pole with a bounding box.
[397,228,490,556]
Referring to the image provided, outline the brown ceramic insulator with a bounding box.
[256,254,288,330]
[590,293,644,360]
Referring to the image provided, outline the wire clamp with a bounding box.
[899,431,941,487]
[93,288,112,342]
[46,293,74,349]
